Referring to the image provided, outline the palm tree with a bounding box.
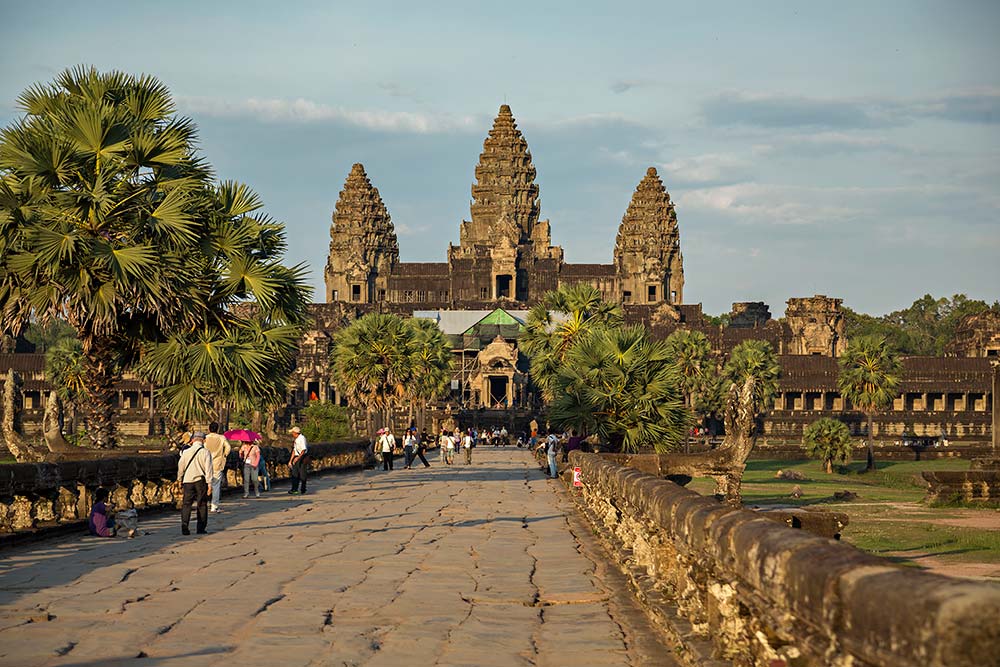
[331,313,415,436]
[717,340,781,503]
[549,325,689,453]
[0,67,311,444]
[44,337,86,438]
[521,283,622,401]
[665,329,713,450]
[803,417,852,474]
[135,181,312,427]
[837,335,901,471]
[0,67,210,446]
[405,318,453,429]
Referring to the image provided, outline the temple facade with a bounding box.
[324,105,683,309]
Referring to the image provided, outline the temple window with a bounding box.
[670,290,677,303]
[417,290,426,301]
[332,289,339,301]
[403,290,414,302]
[481,287,488,299]
[351,284,361,302]
[647,285,657,302]
[623,291,632,303]
[377,289,386,302]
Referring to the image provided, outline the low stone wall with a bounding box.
[922,470,1000,504]
[566,451,1000,667]
[0,440,370,533]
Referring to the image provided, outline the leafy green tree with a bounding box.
[521,283,622,401]
[24,319,76,353]
[0,67,310,445]
[300,401,352,443]
[837,335,902,471]
[843,294,1000,356]
[549,325,689,453]
[803,417,852,473]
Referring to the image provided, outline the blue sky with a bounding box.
[2,1,998,316]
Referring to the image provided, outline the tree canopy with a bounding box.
[803,417,853,474]
[843,294,999,356]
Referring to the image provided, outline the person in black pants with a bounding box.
[415,431,431,468]
[177,432,213,535]
[289,426,309,495]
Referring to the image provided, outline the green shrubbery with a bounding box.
[300,402,353,443]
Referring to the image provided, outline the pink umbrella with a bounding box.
[224,429,262,442]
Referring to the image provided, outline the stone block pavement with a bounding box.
[0,449,678,667]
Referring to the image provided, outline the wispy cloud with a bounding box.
[659,152,752,185]
[702,88,1000,129]
[609,79,658,94]
[177,96,479,134]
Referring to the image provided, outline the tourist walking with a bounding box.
[439,429,448,464]
[240,439,262,498]
[288,426,309,495]
[414,430,431,468]
[177,431,213,535]
[463,428,474,464]
[204,423,231,513]
[441,429,456,465]
[403,428,417,468]
[379,428,396,471]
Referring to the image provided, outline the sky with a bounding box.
[1,1,998,317]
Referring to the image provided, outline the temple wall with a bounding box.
[564,451,1000,666]
[0,441,370,534]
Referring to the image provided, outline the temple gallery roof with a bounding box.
[413,309,531,336]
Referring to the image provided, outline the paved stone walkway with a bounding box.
[0,449,676,667]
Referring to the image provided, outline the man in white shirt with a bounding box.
[289,426,309,495]
[462,429,474,465]
[177,432,213,535]
[204,422,231,513]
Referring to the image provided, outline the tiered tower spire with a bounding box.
[614,167,684,304]
[458,104,552,252]
[324,163,399,303]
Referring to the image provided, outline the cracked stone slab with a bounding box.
[0,450,679,667]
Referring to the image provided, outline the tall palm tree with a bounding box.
[331,313,415,435]
[0,67,210,446]
[837,335,901,471]
[405,317,453,429]
[521,283,622,401]
[713,339,781,504]
[665,329,713,451]
[549,325,688,453]
[0,67,311,444]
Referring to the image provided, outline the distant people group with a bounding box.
[88,416,566,540]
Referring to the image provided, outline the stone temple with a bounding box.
[324,105,684,308]
[0,105,995,450]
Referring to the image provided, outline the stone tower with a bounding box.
[784,295,847,356]
[614,167,684,305]
[324,163,399,303]
[449,105,562,301]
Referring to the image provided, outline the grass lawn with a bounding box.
[688,458,1000,572]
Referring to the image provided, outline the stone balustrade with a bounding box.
[565,451,1000,667]
[0,440,370,533]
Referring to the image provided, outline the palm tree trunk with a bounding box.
[79,334,118,448]
[866,412,876,471]
[825,458,833,474]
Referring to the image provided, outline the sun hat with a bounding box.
[290,426,301,434]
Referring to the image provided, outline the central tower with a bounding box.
[449,104,562,302]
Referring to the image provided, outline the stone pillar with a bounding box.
[991,359,999,452]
